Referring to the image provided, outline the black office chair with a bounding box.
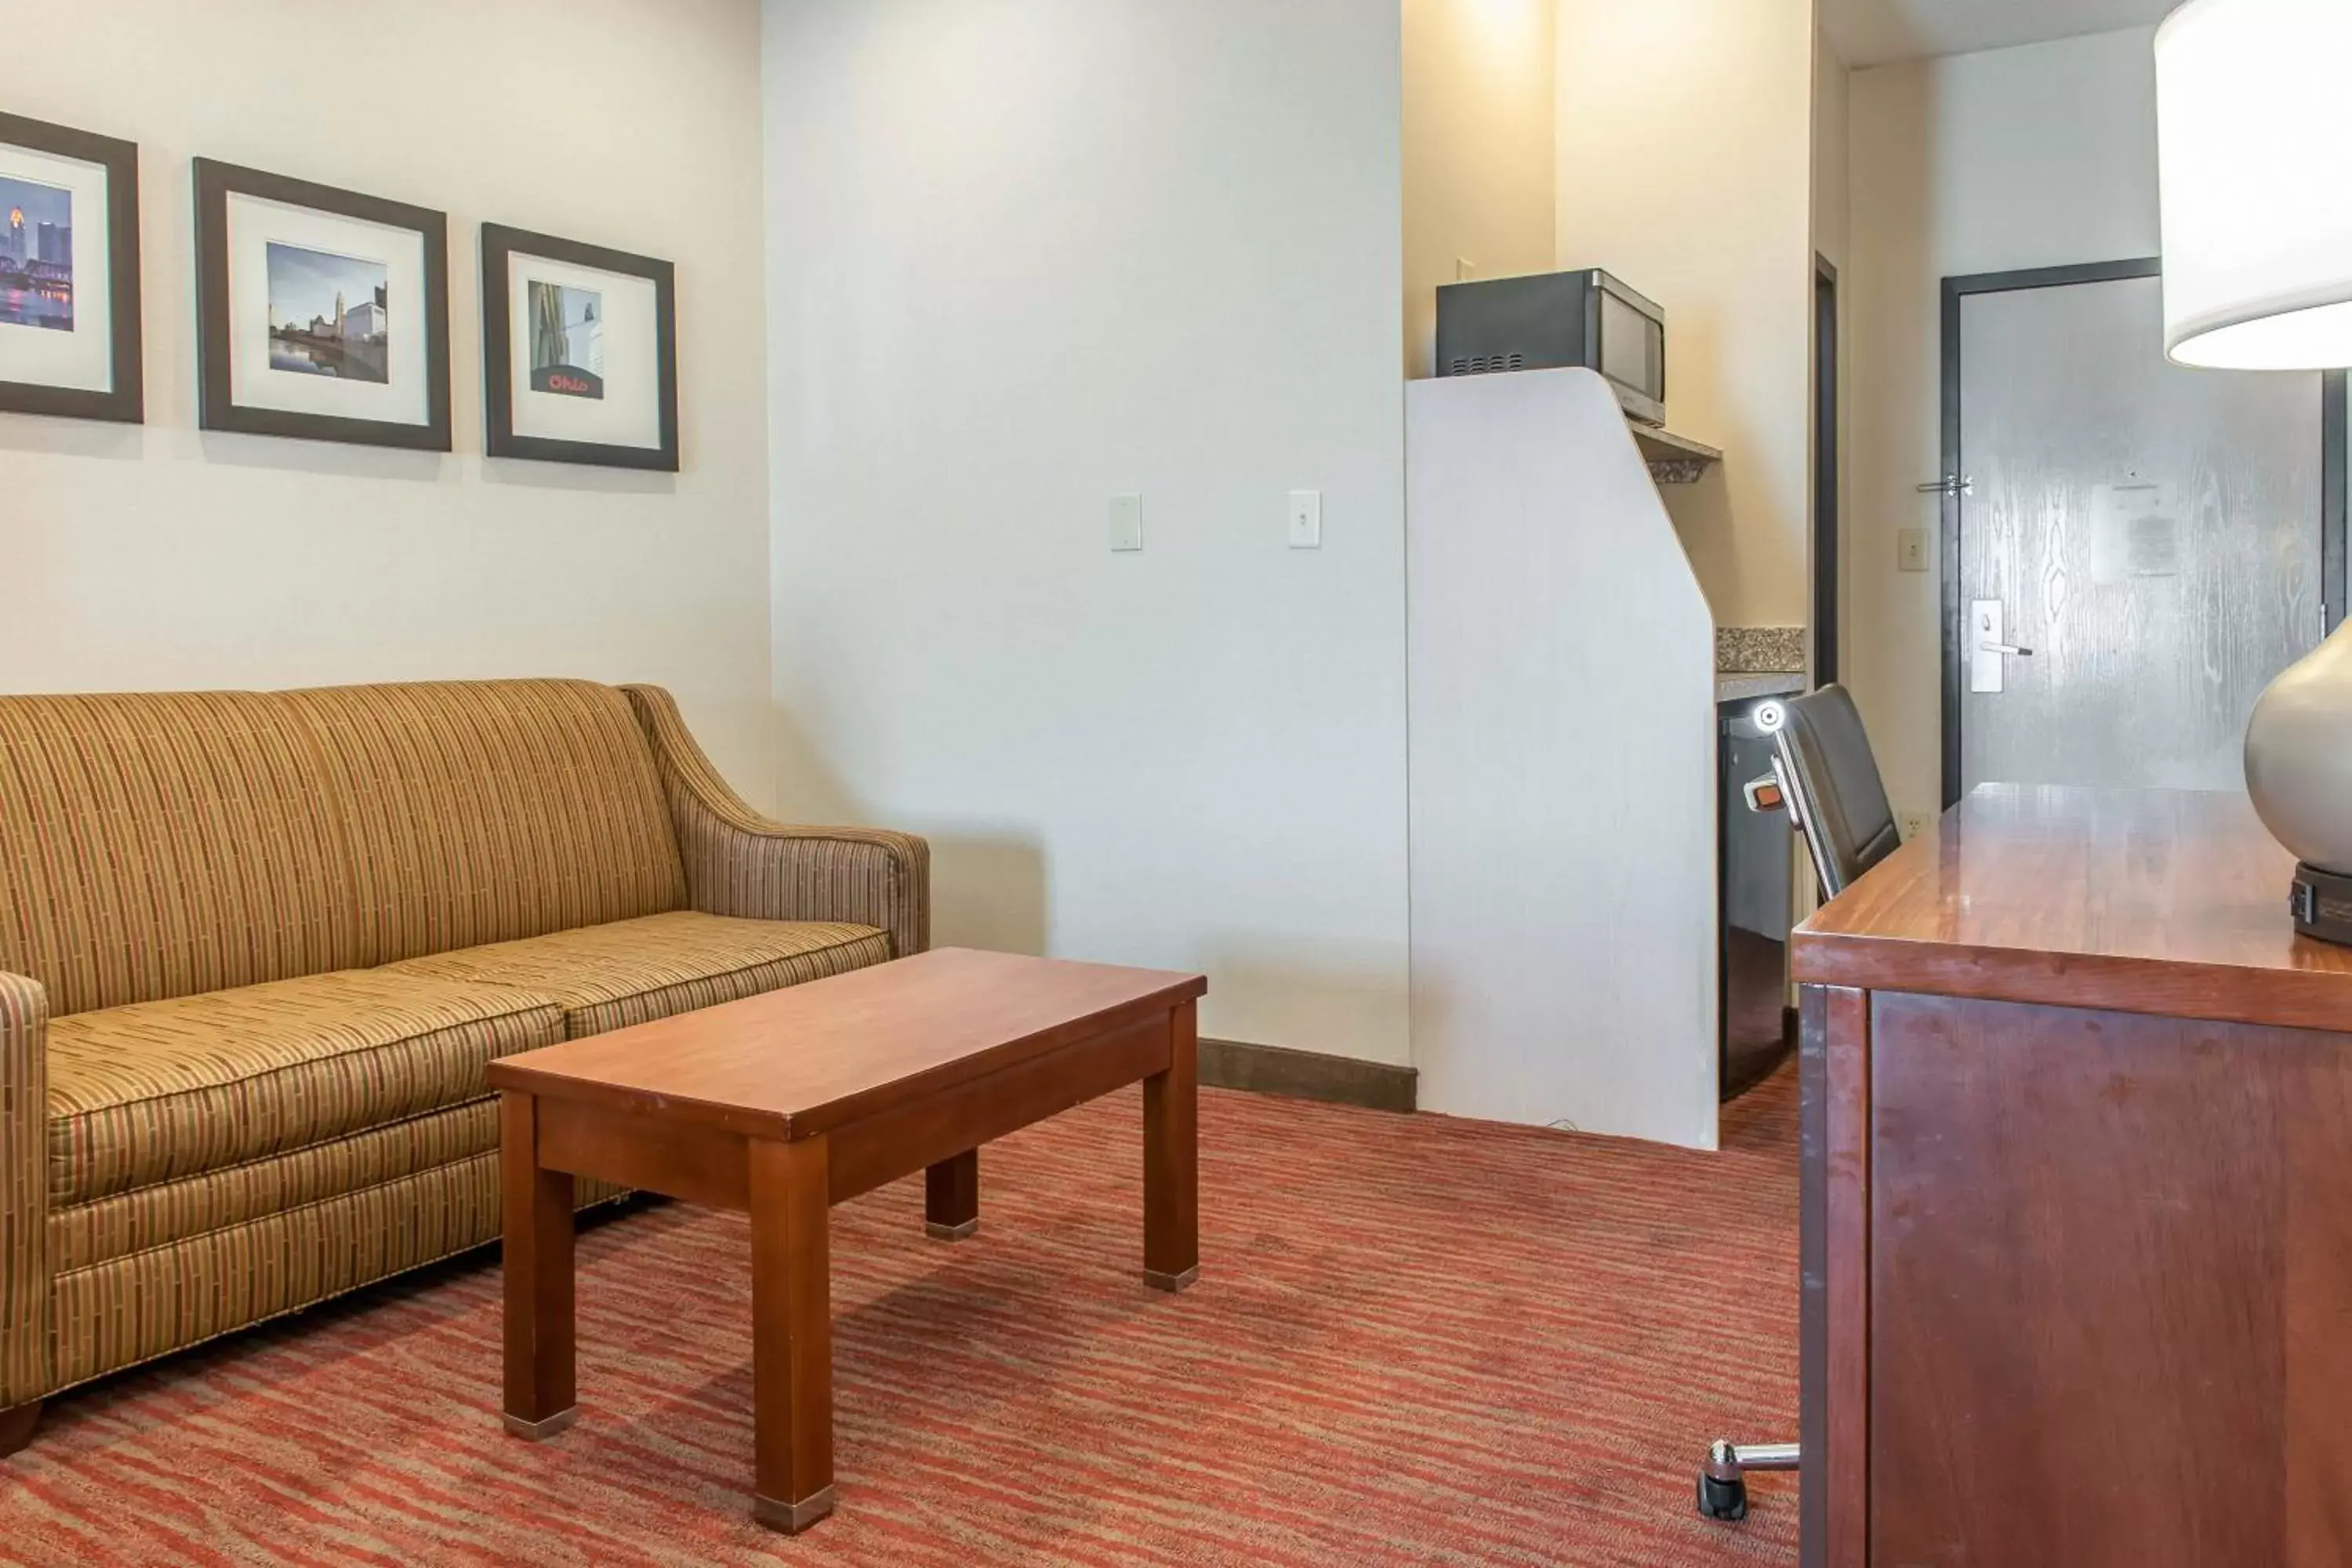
[1749,683,1902,900]
[1697,683,1900,1523]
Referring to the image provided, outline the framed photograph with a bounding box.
[0,111,141,423]
[481,223,677,470]
[194,158,449,449]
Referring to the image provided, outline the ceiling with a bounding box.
[1821,0,2181,67]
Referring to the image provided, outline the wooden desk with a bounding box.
[1793,785,2352,1568]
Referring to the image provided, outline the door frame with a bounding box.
[1936,258,2351,808]
[1815,253,1840,687]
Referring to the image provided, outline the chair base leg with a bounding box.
[1697,1436,1797,1523]
[1697,1472,1748,1521]
[0,1400,42,1460]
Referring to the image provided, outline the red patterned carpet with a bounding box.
[0,1072,1800,1566]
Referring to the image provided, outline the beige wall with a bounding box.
[1845,27,2161,822]
[763,0,1413,1064]
[1814,34,1852,279]
[1401,0,1557,379]
[0,0,778,803]
[1555,0,1819,630]
[1815,34,1852,649]
[1804,30,1851,922]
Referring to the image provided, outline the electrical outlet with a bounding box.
[1901,810,1931,840]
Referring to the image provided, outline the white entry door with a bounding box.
[1952,269,2327,799]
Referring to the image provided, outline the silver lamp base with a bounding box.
[2247,618,2352,944]
[2291,864,2352,945]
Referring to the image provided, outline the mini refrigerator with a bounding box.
[1719,698,1795,1098]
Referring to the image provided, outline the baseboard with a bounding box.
[1196,1038,1417,1113]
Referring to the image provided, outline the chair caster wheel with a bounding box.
[1697,1472,1748,1522]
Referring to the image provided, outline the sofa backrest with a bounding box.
[0,679,687,1017]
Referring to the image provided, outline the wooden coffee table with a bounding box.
[484,946,1207,1534]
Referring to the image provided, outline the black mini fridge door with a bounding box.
[1721,701,1795,1099]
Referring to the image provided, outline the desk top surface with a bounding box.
[486,946,1206,1141]
[1791,784,2352,1032]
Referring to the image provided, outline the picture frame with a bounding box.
[0,110,142,423]
[481,223,677,471]
[193,158,450,450]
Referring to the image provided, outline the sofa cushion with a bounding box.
[385,911,892,1037]
[45,971,565,1206]
[296,680,688,968]
[49,1098,499,1274]
[48,1161,630,1392]
[0,680,687,1018]
[0,691,368,1018]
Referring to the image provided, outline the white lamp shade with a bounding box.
[2157,0,2352,369]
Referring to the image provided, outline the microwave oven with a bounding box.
[1433,268,1668,426]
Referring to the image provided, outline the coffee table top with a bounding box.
[485,946,1206,1141]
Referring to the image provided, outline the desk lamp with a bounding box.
[2158,0,2352,941]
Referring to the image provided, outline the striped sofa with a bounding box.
[0,679,927,1454]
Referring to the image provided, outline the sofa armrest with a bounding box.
[0,971,49,1410]
[624,685,931,958]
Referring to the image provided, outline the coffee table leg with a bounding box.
[749,1135,835,1534]
[501,1091,577,1439]
[924,1149,980,1240]
[1143,1000,1200,1291]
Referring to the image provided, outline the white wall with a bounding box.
[761,0,1412,1063]
[1846,27,2161,818]
[1408,369,1718,1149]
[1555,0,1820,631]
[0,0,777,798]
[1402,0,1557,378]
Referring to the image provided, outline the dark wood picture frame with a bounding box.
[481,223,678,471]
[193,158,451,450]
[0,111,143,423]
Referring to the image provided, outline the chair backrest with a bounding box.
[1762,684,1900,900]
[0,679,688,1016]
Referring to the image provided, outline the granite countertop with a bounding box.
[1715,670,1806,704]
[1715,626,1807,675]
[1714,626,1806,705]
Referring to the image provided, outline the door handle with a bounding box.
[1970,600,2022,693]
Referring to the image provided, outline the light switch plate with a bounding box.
[1897,528,1929,572]
[1288,489,1322,549]
[1109,494,1143,553]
